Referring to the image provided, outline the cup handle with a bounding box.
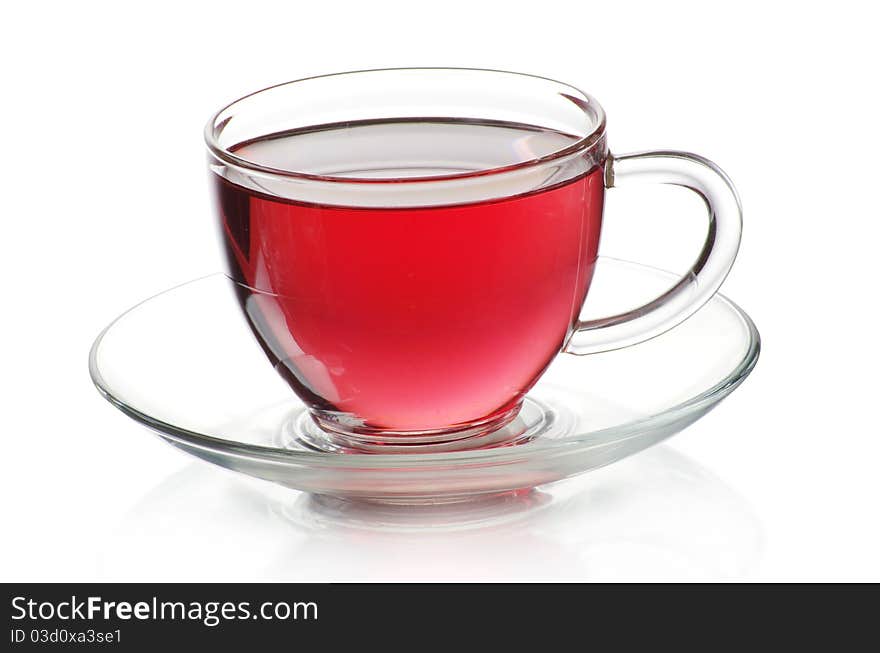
[565,151,743,355]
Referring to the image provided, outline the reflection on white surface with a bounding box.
[100,446,763,581]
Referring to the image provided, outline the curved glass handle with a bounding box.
[565,151,742,355]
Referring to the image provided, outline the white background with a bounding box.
[2,0,878,581]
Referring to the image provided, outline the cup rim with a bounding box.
[203,67,607,185]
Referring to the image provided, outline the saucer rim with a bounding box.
[89,259,761,469]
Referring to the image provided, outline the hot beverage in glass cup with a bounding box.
[205,69,741,451]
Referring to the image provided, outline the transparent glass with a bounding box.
[89,259,760,501]
[204,68,743,449]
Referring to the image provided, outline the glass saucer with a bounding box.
[90,257,760,502]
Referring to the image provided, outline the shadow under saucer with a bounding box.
[100,445,763,581]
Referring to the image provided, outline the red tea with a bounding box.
[213,121,604,433]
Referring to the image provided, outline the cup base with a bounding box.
[285,399,556,454]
